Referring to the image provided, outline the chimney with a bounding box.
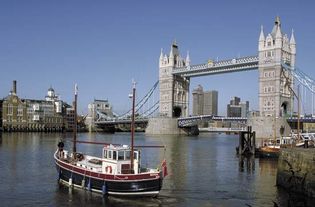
[13,80,17,94]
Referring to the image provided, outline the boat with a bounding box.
[258,138,281,158]
[54,82,168,197]
[293,133,315,148]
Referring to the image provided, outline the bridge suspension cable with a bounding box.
[140,101,159,117]
[282,63,315,114]
[117,80,159,119]
[282,63,315,93]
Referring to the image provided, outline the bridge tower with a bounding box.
[258,16,296,117]
[159,42,190,118]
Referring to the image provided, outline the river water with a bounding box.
[0,132,314,207]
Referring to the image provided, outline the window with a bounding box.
[125,151,130,160]
[108,150,112,159]
[18,106,23,116]
[134,151,138,160]
[104,150,107,158]
[118,151,124,160]
[8,104,13,115]
[267,41,272,46]
[113,151,117,160]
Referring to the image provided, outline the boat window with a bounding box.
[125,151,130,160]
[108,150,112,159]
[118,151,124,160]
[134,151,138,160]
[113,151,117,160]
[104,150,107,159]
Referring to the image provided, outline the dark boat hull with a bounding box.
[55,158,163,196]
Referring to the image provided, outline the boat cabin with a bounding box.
[102,144,141,174]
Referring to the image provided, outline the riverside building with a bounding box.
[1,81,71,132]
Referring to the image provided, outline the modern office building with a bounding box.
[192,85,218,116]
[203,90,218,115]
[192,85,204,115]
[227,96,249,117]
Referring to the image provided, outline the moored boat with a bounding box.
[258,145,280,158]
[54,82,168,197]
[54,143,167,196]
[258,138,281,158]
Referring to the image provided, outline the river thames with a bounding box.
[0,132,314,207]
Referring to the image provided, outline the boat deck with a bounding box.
[75,156,103,173]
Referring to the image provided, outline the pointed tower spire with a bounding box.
[290,29,296,45]
[159,48,164,67]
[259,25,265,41]
[169,44,174,58]
[160,48,164,60]
[186,51,190,66]
[275,24,282,39]
[271,16,281,38]
[275,16,281,27]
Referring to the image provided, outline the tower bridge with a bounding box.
[94,17,315,136]
[157,16,295,120]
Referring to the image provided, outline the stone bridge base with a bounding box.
[145,117,186,135]
[247,116,291,140]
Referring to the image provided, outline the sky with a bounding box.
[1,0,315,115]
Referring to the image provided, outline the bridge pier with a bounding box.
[145,117,186,135]
[247,116,291,141]
[238,126,256,156]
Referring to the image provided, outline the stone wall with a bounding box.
[277,148,315,197]
[145,117,185,135]
[247,116,291,139]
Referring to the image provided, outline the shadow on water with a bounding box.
[240,155,315,207]
[238,155,255,173]
[54,183,175,207]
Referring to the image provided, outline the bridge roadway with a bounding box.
[95,118,148,125]
[173,56,259,77]
[95,115,315,129]
[199,127,247,133]
[177,115,247,127]
[95,115,248,127]
[287,116,315,123]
